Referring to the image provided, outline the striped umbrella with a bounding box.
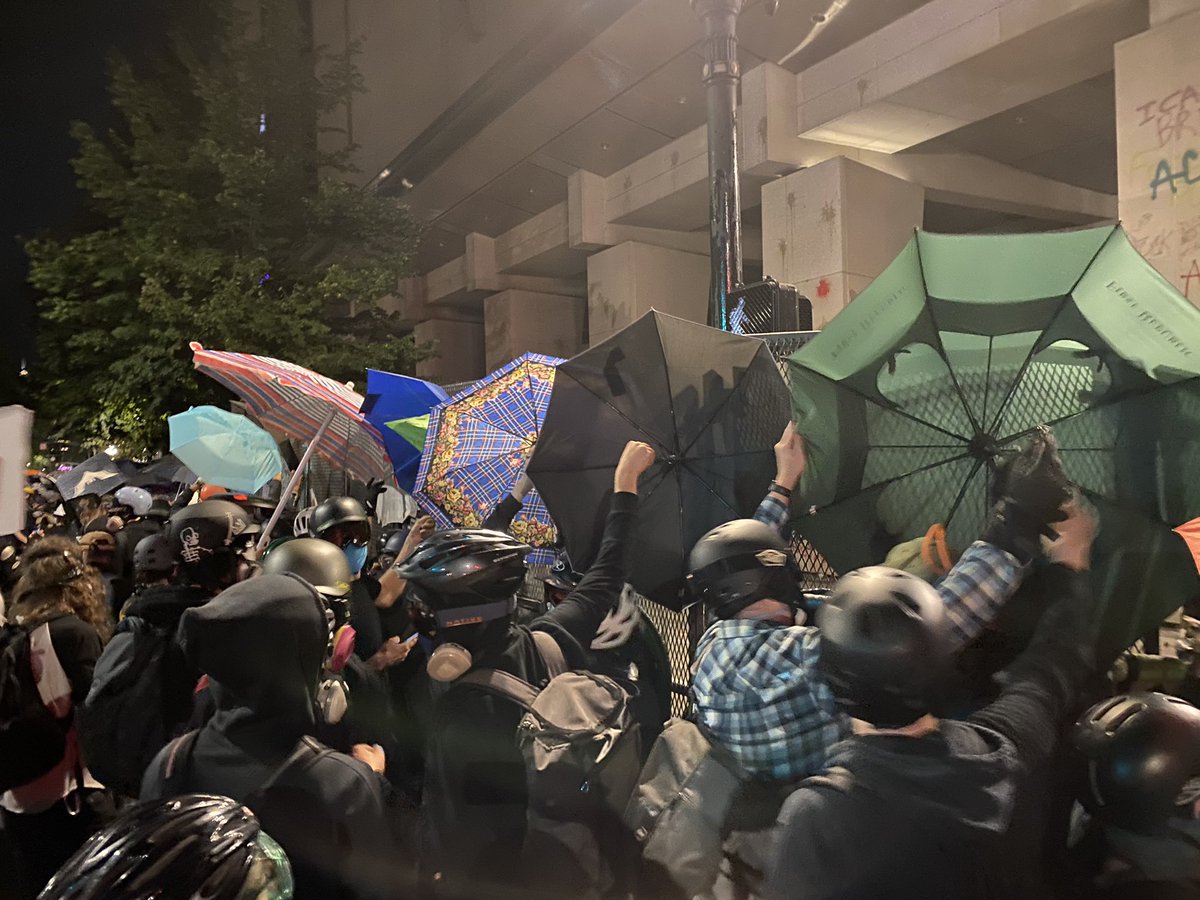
[189,343,391,545]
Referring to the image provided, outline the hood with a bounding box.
[180,573,326,738]
[123,582,209,630]
[825,720,1018,838]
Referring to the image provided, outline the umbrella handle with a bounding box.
[257,408,338,551]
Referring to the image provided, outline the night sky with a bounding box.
[1,1,171,381]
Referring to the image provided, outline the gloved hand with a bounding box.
[364,477,387,515]
[983,426,1072,564]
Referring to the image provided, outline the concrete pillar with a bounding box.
[761,156,924,328]
[586,242,710,346]
[1117,5,1200,306]
[484,290,585,370]
[414,319,485,384]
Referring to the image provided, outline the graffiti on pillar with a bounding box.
[1182,259,1200,298]
[1149,148,1200,198]
[816,278,831,299]
[1135,85,1200,147]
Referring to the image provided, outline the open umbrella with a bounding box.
[189,343,391,547]
[128,454,197,487]
[54,453,127,501]
[788,223,1200,657]
[360,369,448,491]
[528,310,790,609]
[414,353,562,550]
[168,406,284,494]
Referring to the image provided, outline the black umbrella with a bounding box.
[528,310,789,609]
[54,453,127,501]
[129,454,197,487]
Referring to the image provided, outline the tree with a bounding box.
[26,0,426,453]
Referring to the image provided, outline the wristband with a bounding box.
[769,481,794,499]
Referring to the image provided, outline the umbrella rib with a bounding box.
[943,458,985,532]
[795,450,976,518]
[983,336,994,427]
[677,343,776,461]
[678,459,745,518]
[917,251,984,436]
[986,228,1117,436]
[656,321,684,455]
[995,374,1200,446]
[794,363,970,443]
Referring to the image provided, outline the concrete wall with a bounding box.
[586,242,709,346]
[484,290,585,370]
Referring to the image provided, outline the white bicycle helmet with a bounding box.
[591,583,642,652]
[293,506,315,537]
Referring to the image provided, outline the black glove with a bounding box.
[982,426,1071,563]
[364,477,386,515]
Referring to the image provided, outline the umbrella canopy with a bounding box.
[529,311,790,609]
[128,454,197,487]
[168,406,284,494]
[189,343,390,483]
[54,453,127,501]
[361,369,449,491]
[788,223,1200,657]
[414,353,562,549]
[386,415,431,452]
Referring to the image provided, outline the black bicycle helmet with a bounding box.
[166,500,260,567]
[816,565,951,729]
[1075,692,1200,833]
[261,537,353,598]
[133,533,175,577]
[39,794,293,899]
[379,526,411,558]
[396,529,530,631]
[687,519,803,618]
[310,497,368,537]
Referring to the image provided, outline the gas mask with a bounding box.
[315,591,356,724]
[407,586,514,682]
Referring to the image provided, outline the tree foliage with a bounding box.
[27,0,426,452]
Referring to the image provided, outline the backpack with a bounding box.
[77,617,173,796]
[0,622,73,792]
[625,717,813,900]
[455,630,643,899]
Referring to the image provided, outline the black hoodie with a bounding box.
[140,574,410,899]
[766,569,1098,900]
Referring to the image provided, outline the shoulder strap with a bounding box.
[160,729,201,796]
[246,736,329,807]
[455,668,541,711]
[531,630,568,678]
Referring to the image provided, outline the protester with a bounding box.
[0,538,114,900]
[72,495,107,536]
[40,794,295,900]
[140,572,411,899]
[129,533,174,590]
[77,530,130,616]
[762,497,1099,899]
[401,440,653,899]
[76,499,259,798]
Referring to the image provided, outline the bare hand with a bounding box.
[513,472,535,502]
[400,516,436,557]
[614,441,656,494]
[351,743,386,775]
[368,634,417,671]
[1043,495,1096,572]
[774,422,807,491]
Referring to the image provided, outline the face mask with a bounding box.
[343,543,368,575]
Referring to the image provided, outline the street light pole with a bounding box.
[692,0,744,331]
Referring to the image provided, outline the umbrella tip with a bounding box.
[189,341,203,351]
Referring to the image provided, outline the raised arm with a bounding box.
[375,516,436,609]
[481,472,535,533]
[753,423,807,534]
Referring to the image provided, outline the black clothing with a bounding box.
[422,491,637,899]
[141,574,407,899]
[122,583,209,730]
[42,613,104,704]
[482,495,523,532]
[348,577,385,660]
[766,568,1097,900]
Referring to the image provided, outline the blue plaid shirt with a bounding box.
[691,493,1022,781]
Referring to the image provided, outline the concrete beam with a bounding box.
[794,0,1146,152]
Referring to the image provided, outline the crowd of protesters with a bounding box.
[0,425,1197,900]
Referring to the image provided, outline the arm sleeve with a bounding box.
[936,541,1024,650]
[536,491,637,655]
[968,564,1096,770]
[481,495,523,533]
[753,491,789,534]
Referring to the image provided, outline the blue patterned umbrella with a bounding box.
[414,353,562,550]
[360,369,449,491]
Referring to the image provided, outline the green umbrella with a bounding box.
[386,414,431,452]
[788,224,1200,657]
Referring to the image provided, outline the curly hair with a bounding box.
[10,536,113,642]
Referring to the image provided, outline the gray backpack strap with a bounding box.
[455,668,541,711]
[531,629,568,678]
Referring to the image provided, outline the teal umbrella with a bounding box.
[168,406,284,494]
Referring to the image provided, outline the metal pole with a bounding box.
[692,0,745,331]
[257,408,338,551]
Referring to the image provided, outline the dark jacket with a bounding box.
[121,582,209,731]
[765,569,1097,900]
[141,574,409,899]
[422,491,638,899]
